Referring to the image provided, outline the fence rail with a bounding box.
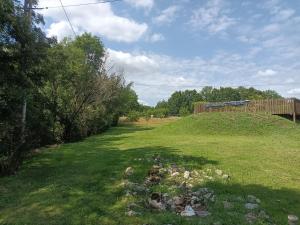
[194,98,300,122]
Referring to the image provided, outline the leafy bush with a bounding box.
[127,111,140,122]
[179,107,190,117]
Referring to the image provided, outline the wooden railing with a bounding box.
[194,99,298,116]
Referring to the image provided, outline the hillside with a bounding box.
[0,113,299,225]
[158,112,298,136]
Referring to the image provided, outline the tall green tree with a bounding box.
[0,0,50,175]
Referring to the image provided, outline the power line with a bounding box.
[31,0,122,10]
[58,0,77,37]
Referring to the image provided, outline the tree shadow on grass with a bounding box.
[0,136,299,225]
[0,144,216,225]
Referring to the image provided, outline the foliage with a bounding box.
[156,87,282,116]
[126,111,140,122]
[0,2,133,175]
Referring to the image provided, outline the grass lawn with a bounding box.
[0,113,300,225]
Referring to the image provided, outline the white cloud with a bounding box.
[153,5,180,25]
[189,0,236,34]
[39,0,148,42]
[274,9,295,21]
[148,33,165,42]
[124,0,154,9]
[262,23,280,33]
[288,89,300,95]
[256,69,277,77]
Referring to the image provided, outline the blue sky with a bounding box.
[38,0,300,105]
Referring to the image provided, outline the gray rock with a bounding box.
[245,203,259,210]
[124,167,134,176]
[171,172,179,177]
[222,174,229,179]
[184,171,190,179]
[245,212,257,224]
[180,205,195,217]
[148,199,166,211]
[125,210,139,216]
[215,169,223,176]
[288,215,299,225]
[247,195,260,204]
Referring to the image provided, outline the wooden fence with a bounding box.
[194,98,300,122]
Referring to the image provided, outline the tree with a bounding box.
[0,0,51,175]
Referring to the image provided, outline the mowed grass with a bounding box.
[0,113,300,225]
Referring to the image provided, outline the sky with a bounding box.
[37,0,300,106]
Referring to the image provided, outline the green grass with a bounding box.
[0,113,300,225]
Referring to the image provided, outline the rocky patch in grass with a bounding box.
[122,155,277,225]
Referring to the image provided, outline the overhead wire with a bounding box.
[58,0,77,37]
[30,0,122,10]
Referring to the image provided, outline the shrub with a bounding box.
[127,111,140,122]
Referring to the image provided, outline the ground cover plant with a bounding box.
[0,112,299,225]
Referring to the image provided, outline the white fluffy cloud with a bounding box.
[189,0,236,34]
[39,0,148,42]
[124,0,154,9]
[108,49,300,105]
[288,89,300,95]
[256,69,277,77]
[148,33,165,42]
[153,5,180,25]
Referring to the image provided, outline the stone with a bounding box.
[288,215,299,225]
[245,212,257,224]
[247,195,260,204]
[245,203,259,210]
[215,169,223,176]
[180,205,196,217]
[124,167,134,176]
[184,171,190,179]
[258,210,270,219]
[148,193,166,211]
[171,172,180,177]
[173,196,184,205]
[125,210,139,216]
[222,174,229,179]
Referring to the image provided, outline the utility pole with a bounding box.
[21,0,32,143]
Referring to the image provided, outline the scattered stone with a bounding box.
[125,210,139,216]
[258,210,270,219]
[124,167,134,176]
[148,193,166,211]
[184,171,191,179]
[222,174,229,179]
[180,205,195,217]
[171,172,180,177]
[215,169,223,176]
[288,215,299,225]
[245,203,259,210]
[247,195,260,204]
[245,212,257,224]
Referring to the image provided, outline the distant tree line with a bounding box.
[155,87,282,116]
[0,1,133,175]
[126,87,283,120]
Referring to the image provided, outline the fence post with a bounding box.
[293,99,297,123]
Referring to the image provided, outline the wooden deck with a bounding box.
[194,98,300,122]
